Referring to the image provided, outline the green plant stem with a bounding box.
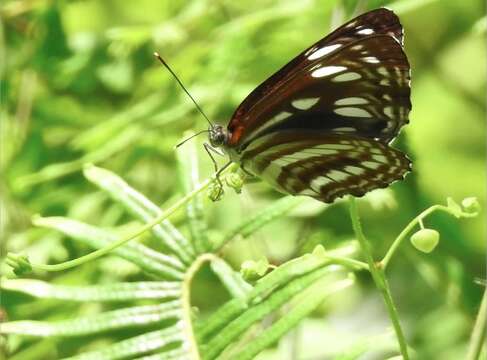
[467,287,487,360]
[15,164,238,272]
[182,253,218,360]
[325,255,369,271]
[348,197,410,360]
[380,204,477,270]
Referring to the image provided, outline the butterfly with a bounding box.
[162,8,412,203]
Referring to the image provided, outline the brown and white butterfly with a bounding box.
[169,8,412,203]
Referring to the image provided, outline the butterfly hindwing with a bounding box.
[241,132,411,203]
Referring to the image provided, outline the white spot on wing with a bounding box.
[333,127,356,132]
[382,120,395,133]
[334,107,371,118]
[395,67,402,78]
[399,107,407,120]
[308,44,341,60]
[292,97,320,110]
[307,148,339,155]
[298,189,316,196]
[363,56,380,64]
[334,97,368,106]
[384,106,394,117]
[363,161,381,170]
[314,144,353,150]
[357,28,374,35]
[243,112,292,146]
[372,154,388,163]
[285,178,301,190]
[346,21,357,28]
[332,72,361,82]
[327,170,350,182]
[358,179,369,187]
[344,166,365,175]
[283,151,313,161]
[310,176,332,192]
[377,67,389,76]
[312,66,347,78]
[304,46,317,56]
[274,111,292,122]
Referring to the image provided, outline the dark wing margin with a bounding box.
[241,132,411,203]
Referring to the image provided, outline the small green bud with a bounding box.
[225,172,244,194]
[312,244,327,258]
[447,197,462,218]
[207,182,224,201]
[462,197,480,214]
[410,228,440,253]
[240,258,269,281]
[6,253,32,276]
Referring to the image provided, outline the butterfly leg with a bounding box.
[204,142,225,199]
[216,160,234,179]
[240,163,255,178]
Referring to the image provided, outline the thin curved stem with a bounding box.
[348,197,410,360]
[466,287,487,360]
[325,255,369,271]
[380,204,477,270]
[15,164,238,272]
[181,253,218,360]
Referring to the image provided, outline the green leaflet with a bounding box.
[32,215,185,280]
[84,165,194,264]
[1,279,181,302]
[2,301,182,336]
[61,327,184,360]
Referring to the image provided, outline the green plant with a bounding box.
[2,0,485,359]
[2,134,482,359]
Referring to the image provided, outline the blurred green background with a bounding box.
[1,0,485,359]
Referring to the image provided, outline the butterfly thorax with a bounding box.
[208,124,245,165]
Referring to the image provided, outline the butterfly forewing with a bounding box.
[228,8,406,144]
[231,34,410,152]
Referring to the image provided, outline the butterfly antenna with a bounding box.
[175,129,210,148]
[154,52,213,127]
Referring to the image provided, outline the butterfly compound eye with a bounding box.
[209,125,228,147]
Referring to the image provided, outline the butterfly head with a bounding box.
[209,124,229,148]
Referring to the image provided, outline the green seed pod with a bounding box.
[240,258,269,281]
[462,197,480,214]
[410,228,440,253]
[225,172,244,194]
